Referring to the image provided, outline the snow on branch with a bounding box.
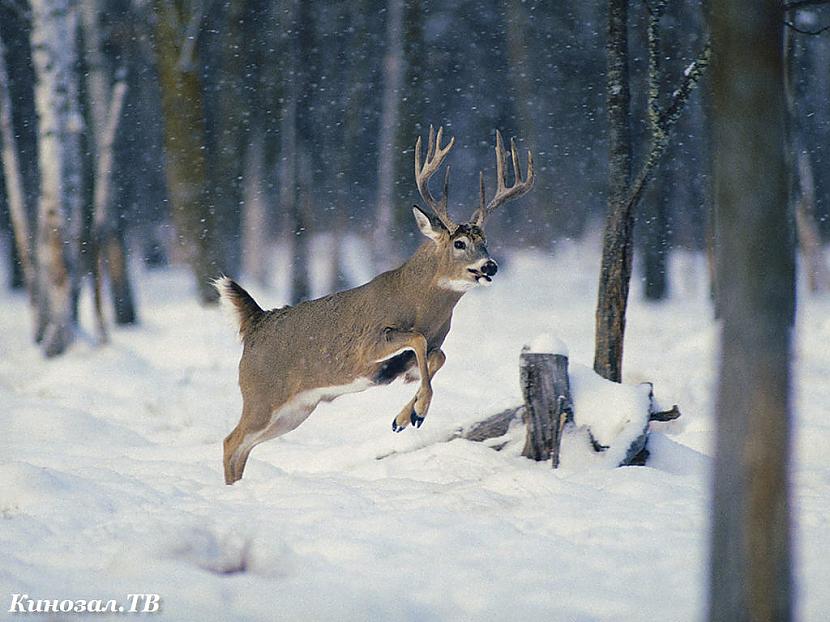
[783,0,830,11]
[783,19,830,34]
[624,39,711,216]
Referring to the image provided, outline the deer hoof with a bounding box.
[410,411,425,428]
[392,419,406,433]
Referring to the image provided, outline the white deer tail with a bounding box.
[213,276,265,339]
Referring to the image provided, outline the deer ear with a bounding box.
[412,206,446,241]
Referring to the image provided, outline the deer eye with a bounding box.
[453,240,466,250]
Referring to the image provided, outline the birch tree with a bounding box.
[30,0,84,356]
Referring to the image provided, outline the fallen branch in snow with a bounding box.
[462,406,524,443]
[651,404,681,422]
[374,407,524,461]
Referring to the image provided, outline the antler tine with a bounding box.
[414,125,457,231]
[473,129,535,226]
[495,130,506,189]
[479,171,485,214]
[510,137,522,182]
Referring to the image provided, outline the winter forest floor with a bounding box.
[1,238,829,621]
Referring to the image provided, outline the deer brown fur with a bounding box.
[218,126,533,484]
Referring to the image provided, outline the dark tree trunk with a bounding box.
[153,0,223,304]
[373,0,404,272]
[278,0,311,304]
[104,227,137,324]
[392,0,425,257]
[0,30,34,297]
[594,0,708,381]
[291,145,312,304]
[80,1,138,327]
[8,239,24,289]
[206,0,245,277]
[505,0,544,244]
[594,0,633,383]
[785,26,829,294]
[642,162,671,301]
[708,2,794,621]
[241,132,269,286]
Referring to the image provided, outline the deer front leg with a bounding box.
[377,328,431,432]
[393,349,446,433]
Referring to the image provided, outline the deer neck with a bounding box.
[396,242,465,310]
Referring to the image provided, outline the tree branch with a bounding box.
[658,39,712,132]
[784,19,830,34]
[783,0,830,11]
[626,38,711,217]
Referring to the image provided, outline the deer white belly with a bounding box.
[241,377,374,451]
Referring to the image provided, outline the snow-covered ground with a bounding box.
[2,238,829,621]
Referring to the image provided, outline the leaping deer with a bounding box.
[217,126,534,484]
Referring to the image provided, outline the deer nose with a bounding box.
[481,260,498,277]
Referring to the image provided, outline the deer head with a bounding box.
[411,125,535,291]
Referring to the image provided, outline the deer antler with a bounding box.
[472,130,534,227]
[415,125,457,232]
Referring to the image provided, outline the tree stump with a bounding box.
[520,352,572,468]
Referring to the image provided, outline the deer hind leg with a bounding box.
[224,402,267,485]
[392,348,446,433]
[224,397,320,485]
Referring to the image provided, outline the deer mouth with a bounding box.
[467,268,493,286]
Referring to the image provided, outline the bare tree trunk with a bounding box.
[784,24,829,294]
[94,79,135,330]
[80,0,109,339]
[0,32,34,298]
[391,0,424,257]
[291,145,312,303]
[594,0,709,381]
[708,2,794,620]
[374,0,404,272]
[277,0,310,303]
[594,0,633,383]
[242,132,269,286]
[702,79,719,315]
[642,158,671,301]
[81,0,137,326]
[209,0,245,277]
[505,0,543,244]
[153,0,223,304]
[795,150,829,292]
[30,0,84,356]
